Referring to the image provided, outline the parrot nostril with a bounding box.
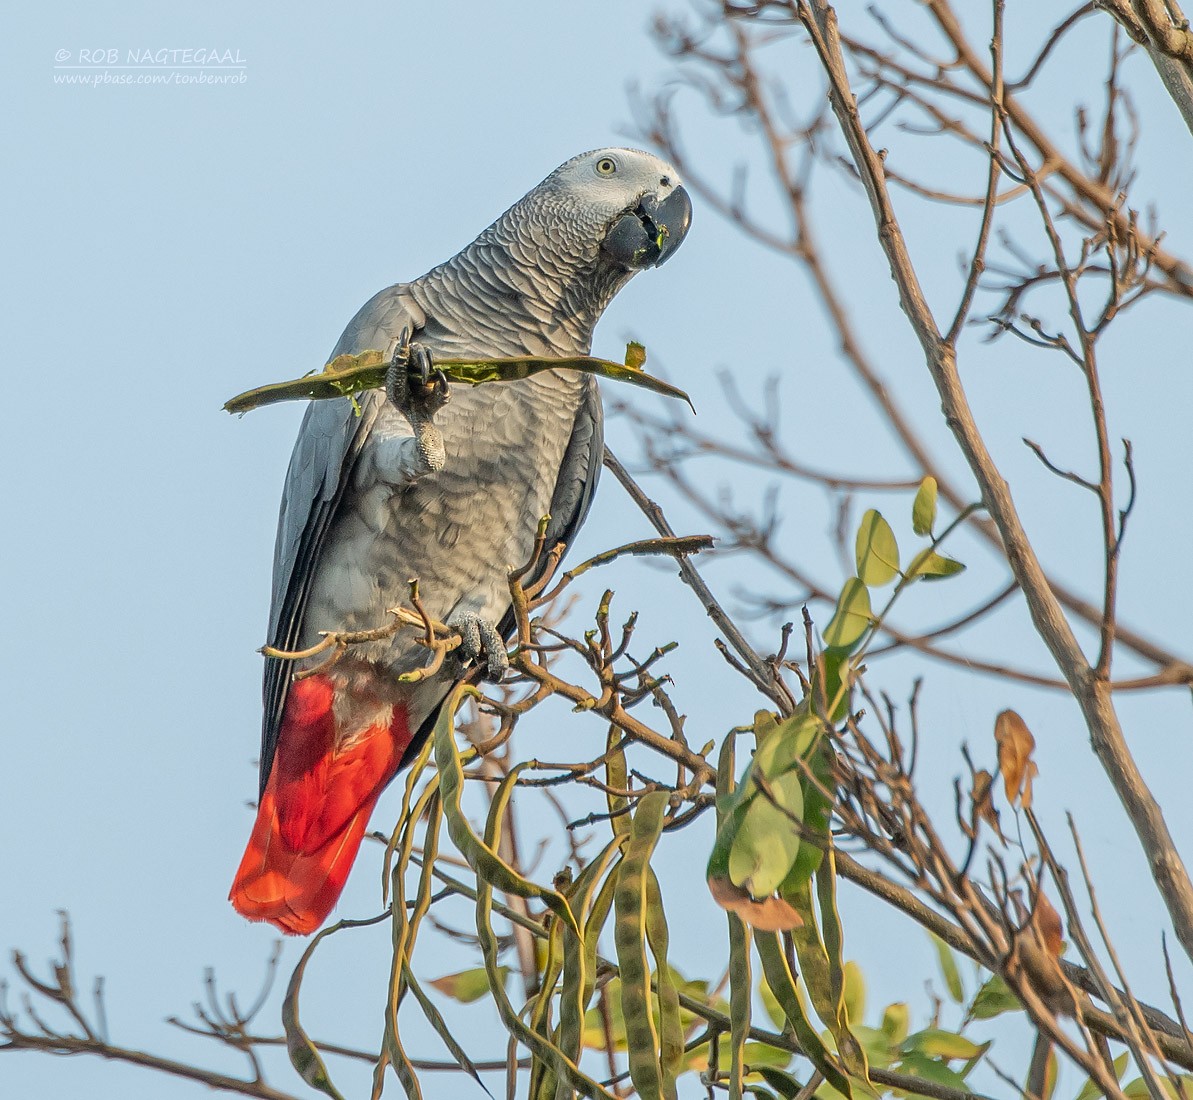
[660,175,671,187]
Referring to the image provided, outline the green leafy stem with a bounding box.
[223,343,694,415]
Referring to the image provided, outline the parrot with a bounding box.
[229,148,692,934]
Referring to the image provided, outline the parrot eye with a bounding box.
[595,157,618,176]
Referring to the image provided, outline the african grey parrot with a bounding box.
[230,148,691,934]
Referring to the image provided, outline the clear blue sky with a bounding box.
[4,3,1192,1098]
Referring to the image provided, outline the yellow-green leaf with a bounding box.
[931,935,964,1003]
[842,961,866,1026]
[880,1003,909,1045]
[968,973,1021,1020]
[854,511,900,586]
[823,579,872,650]
[429,966,506,1004]
[908,549,965,581]
[912,477,938,536]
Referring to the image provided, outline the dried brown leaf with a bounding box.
[1033,890,1064,959]
[708,874,804,932]
[1008,887,1071,1014]
[971,768,1004,841]
[995,709,1038,807]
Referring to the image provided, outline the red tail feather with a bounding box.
[229,676,411,935]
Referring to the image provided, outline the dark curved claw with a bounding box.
[386,328,450,420]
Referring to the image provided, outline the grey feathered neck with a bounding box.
[409,185,637,358]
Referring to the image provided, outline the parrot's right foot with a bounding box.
[449,613,509,683]
[386,328,450,423]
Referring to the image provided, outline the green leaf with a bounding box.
[968,973,1021,1020]
[684,1040,794,1077]
[854,511,900,586]
[710,728,805,930]
[908,550,966,581]
[823,579,872,650]
[754,1067,807,1097]
[728,770,804,898]
[742,1043,794,1071]
[582,977,627,1051]
[850,1025,897,1070]
[429,966,507,1004]
[931,935,964,1003]
[780,738,833,893]
[1166,1077,1193,1100]
[893,1050,973,1091]
[1119,1075,1193,1100]
[903,1028,988,1061]
[224,345,694,414]
[912,477,938,536]
[817,647,853,723]
[720,713,820,901]
[753,711,821,775]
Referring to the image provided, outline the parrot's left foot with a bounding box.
[449,613,509,682]
[385,327,448,474]
[386,328,450,422]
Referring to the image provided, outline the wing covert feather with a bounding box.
[259,285,425,793]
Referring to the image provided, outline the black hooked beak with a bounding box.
[603,184,693,269]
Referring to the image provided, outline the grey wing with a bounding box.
[259,284,426,794]
[497,374,604,638]
[542,374,605,568]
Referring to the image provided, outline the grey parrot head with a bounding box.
[539,148,692,271]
